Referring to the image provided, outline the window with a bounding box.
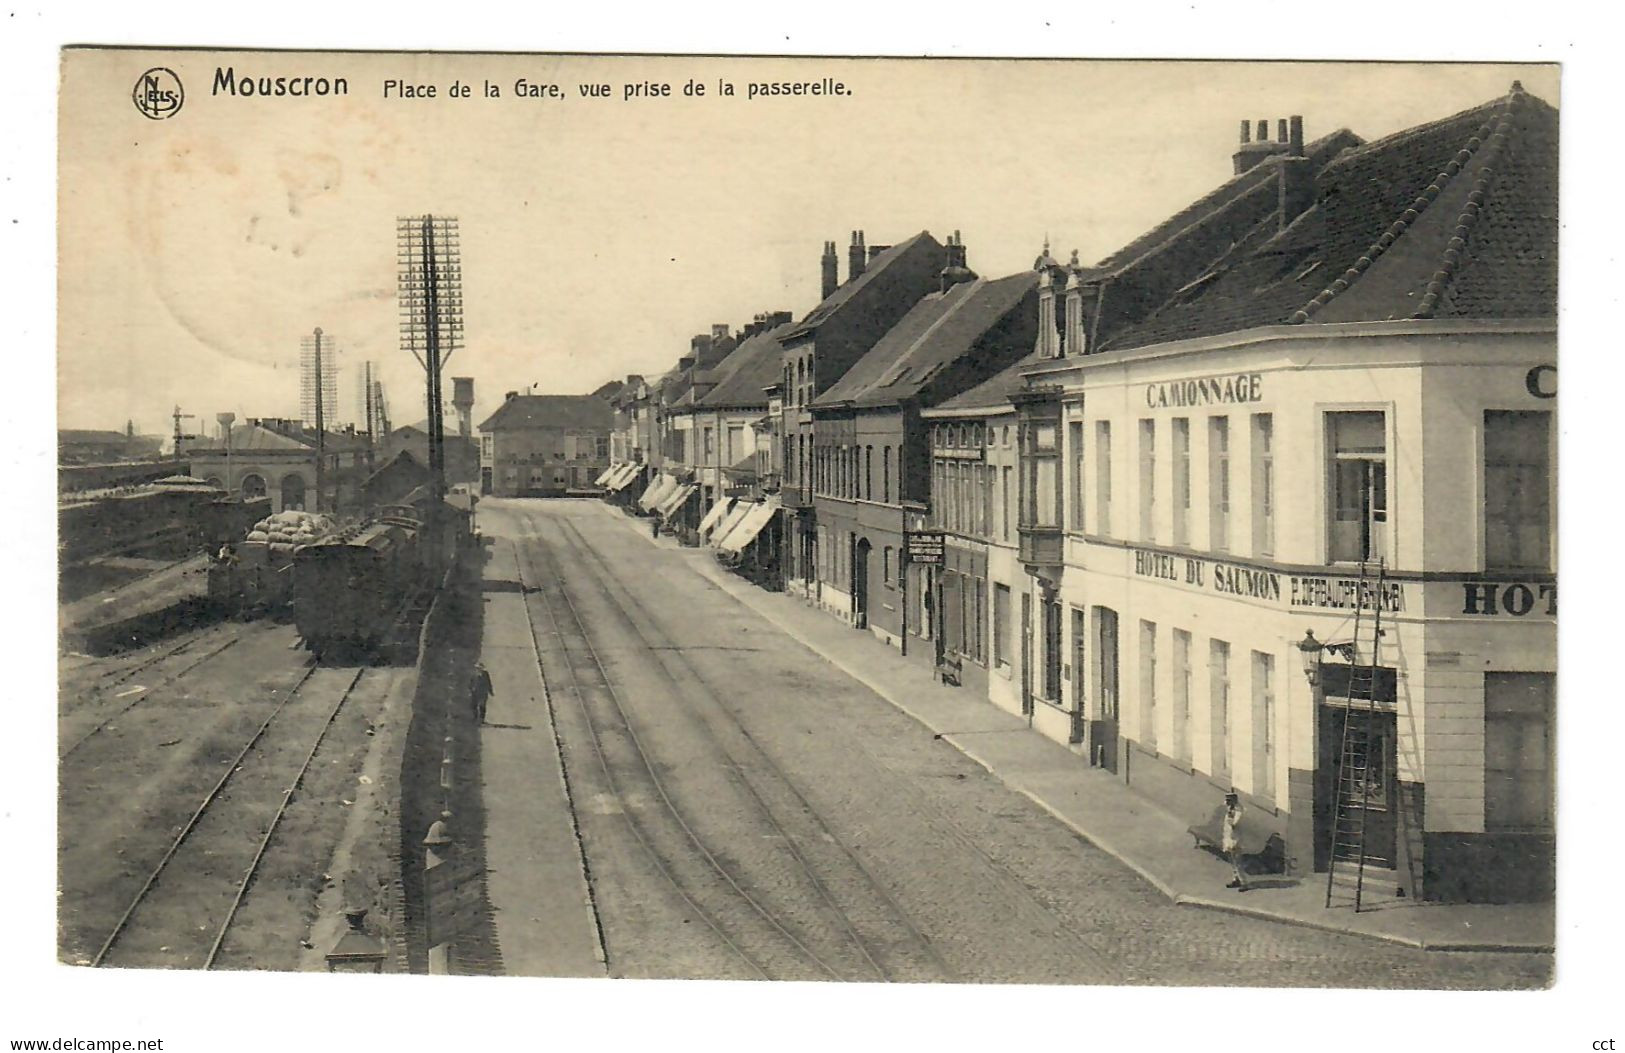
[981,464,993,538]
[1002,466,1012,541]
[1252,652,1276,804]
[1485,411,1551,571]
[994,583,1011,668]
[704,427,715,459]
[1328,411,1387,563]
[1095,421,1113,536]
[865,445,874,500]
[1485,673,1554,830]
[883,546,892,587]
[1069,420,1086,530]
[1140,621,1158,750]
[1252,414,1275,556]
[1172,630,1192,764]
[1139,419,1156,541]
[1210,640,1231,778]
[883,446,892,503]
[727,425,744,464]
[1173,418,1191,546]
[1023,417,1061,529]
[1209,417,1230,552]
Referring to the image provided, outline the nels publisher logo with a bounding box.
[133,67,184,119]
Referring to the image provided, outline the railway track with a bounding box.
[544,515,957,983]
[91,663,367,970]
[547,511,1130,985]
[518,534,828,980]
[60,625,259,760]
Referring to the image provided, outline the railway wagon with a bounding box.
[291,519,421,658]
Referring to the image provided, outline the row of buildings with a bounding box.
[585,83,1556,903]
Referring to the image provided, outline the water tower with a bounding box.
[451,377,474,440]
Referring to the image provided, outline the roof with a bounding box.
[478,394,613,432]
[927,351,1044,416]
[780,232,943,342]
[188,422,311,452]
[696,323,795,410]
[814,272,1039,410]
[1101,84,1555,351]
[1083,129,1366,348]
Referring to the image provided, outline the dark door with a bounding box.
[1094,607,1120,772]
[852,537,870,629]
[1314,704,1399,870]
[1070,607,1087,745]
[1020,592,1033,719]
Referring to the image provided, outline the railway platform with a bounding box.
[475,537,606,977]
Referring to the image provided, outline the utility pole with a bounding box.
[171,405,196,456]
[314,327,326,512]
[398,214,464,558]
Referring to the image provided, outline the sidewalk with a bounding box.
[624,510,1553,954]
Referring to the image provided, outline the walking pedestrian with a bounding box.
[1222,790,1249,892]
[651,512,661,539]
[470,662,494,724]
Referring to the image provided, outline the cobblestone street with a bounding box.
[480,499,1550,987]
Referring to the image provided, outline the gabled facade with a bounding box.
[778,230,951,598]
[478,393,613,498]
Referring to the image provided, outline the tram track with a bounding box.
[91,663,367,970]
[544,514,957,983]
[548,510,1129,985]
[517,529,833,980]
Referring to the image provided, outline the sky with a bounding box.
[58,55,1557,440]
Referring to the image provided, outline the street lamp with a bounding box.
[1297,629,1359,686]
[325,908,386,973]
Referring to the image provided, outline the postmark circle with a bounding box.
[133,68,184,120]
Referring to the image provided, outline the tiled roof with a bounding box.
[1086,130,1365,348]
[780,232,942,342]
[1101,84,1555,351]
[814,272,1039,410]
[478,394,613,432]
[697,323,795,409]
[927,351,1044,415]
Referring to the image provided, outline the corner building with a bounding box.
[989,85,1555,902]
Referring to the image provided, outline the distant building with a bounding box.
[478,393,613,497]
[58,426,165,466]
[381,422,480,485]
[183,417,369,514]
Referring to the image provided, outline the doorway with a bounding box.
[852,537,871,629]
[1020,592,1033,719]
[1093,606,1120,772]
[1314,697,1399,871]
[1070,607,1087,745]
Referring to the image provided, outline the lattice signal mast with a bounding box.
[397,215,464,508]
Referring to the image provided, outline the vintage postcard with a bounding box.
[55,46,1559,1010]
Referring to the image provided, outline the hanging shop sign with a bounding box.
[905,531,945,565]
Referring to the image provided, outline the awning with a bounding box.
[607,464,642,492]
[656,483,696,519]
[697,497,737,538]
[718,498,781,555]
[594,464,620,486]
[638,474,674,511]
[708,501,755,548]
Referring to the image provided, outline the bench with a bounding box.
[1188,805,1288,874]
[935,654,962,687]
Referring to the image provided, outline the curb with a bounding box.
[610,504,1554,957]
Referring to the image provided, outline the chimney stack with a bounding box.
[1277,115,1314,231]
[848,230,867,283]
[821,240,839,299]
[1234,114,1304,175]
[938,230,976,293]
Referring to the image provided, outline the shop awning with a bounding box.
[697,497,737,538]
[708,500,755,548]
[656,483,696,519]
[638,474,674,511]
[607,464,642,492]
[594,464,620,486]
[718,498,780,555]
